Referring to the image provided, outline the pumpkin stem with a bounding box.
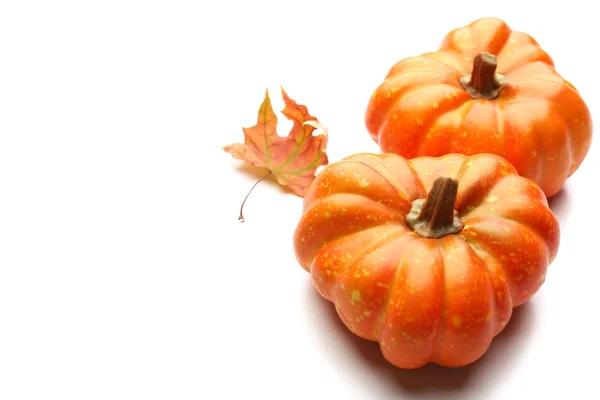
[406,176,463,239]
[459,52,505,100]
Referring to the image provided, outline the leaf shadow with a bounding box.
[306,280,537,398]
[233,162,295,195]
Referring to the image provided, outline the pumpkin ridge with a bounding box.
[497,39,554,74]
[308,224,409,288]
[455,237,512,337]
[502,61,559,78]
[387,55,464,78]
[296,193,410,268]
[376,236,441,363]
[384,85,470,157]
[511,98,571,194]
[507,76,574,87]
[461,188,559,260]
[462,236,498,338]
[498,58,559,82]
[302,159,417,215]
[430,236,497,366]
[438,49,473,73]
[389,68,462,79]
[495,102,506,158]
[511,79,591,182]
[459,216,550,306]
[332,227,409,281]
[456,178,509,220]
[460,207,544,241]
[540,100,573,190]
[374,74,464,136]
[496,96,553,191]
[335,230,414,339]
[430,240,447,364]
[416,101,473,157]
[345,158,425,207]
[385,65,461,87]
[441,17,512,61]
[501,99,545,184]
[301,191,406,219]
[424,51,470,74]
[453,158,516,215]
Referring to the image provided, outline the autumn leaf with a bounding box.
[223,87,329,221]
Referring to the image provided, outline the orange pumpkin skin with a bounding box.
[293,152,559,369]
[364,17,592,198]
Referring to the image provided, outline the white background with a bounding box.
[1,1,598,399]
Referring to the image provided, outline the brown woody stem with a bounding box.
[459,52,505,100]
[405,177,463,239]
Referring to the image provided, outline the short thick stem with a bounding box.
[459,52,505,100]
[406,177,463,239]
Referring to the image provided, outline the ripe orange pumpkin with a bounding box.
[364,17,592,198]
[293,152,559,368]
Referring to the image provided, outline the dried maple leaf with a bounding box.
[223,87,329,222]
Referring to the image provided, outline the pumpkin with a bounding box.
[364,17,592,198]
[293,152,559,368]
